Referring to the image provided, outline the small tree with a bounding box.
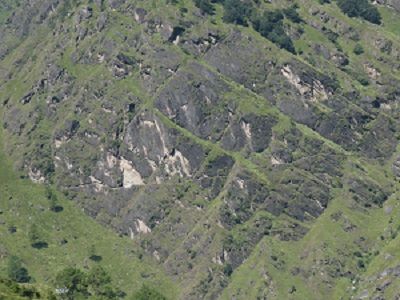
[353,43,364,55]
[357,74,369,86]
[194,0,215,15]
[318,0,330,5]
[28,223,40,246]
[8,222,17,234]
[46,185,59,211]
[88,244,102,262]
[87,266,117,299]
[252,9,296,54]
[337,0,381,24]
[283,5,302,23]
[223,0,251,25]
[131,285,167,300]
[222,263,233,277]
[28,223,47,248]
[7,255,30,283]
[55,267,87,300]
[45,185,53,200]
[49,193,58,211]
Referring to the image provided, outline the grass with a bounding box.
[219,158,396,299]
[0,1,19,27]
[379,6,400,37]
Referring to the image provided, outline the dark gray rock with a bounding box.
[376,278,391,291]
[10,0,58,37]
[133,8,147,25]
[278,98,318,128]
[74,5,92,24]
[204,155,234,178]
[107,0,125,9]
[392,154,400,177]
[204,30,274,91]
[64,119,80,136]
[391,265,400,276]
[20,90,34,104]
[356,290,369,300]
[154,62,231,141]
[243,114,277,153]
[220,121,247,152]
[270,142,292,164]
[377,0,400,11]
[94,0,103,9]
[96,12,108,32]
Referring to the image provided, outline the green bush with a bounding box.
[87,266,117,299]
[357,259,365,268]
[55,266,118,300]
[7,256,30,283]
[357,75,369,86]
[283,5,302,23]
[336,0,381,24]
[222,0,252,25]
[194,0,215,15]
[253,10,296,54]
[353,43,364,55]
[319,0,331,4]
[222,263,233,276]
[131,285,167,300]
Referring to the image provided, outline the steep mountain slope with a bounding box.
[1,0,400,299]
[0,127,177,298]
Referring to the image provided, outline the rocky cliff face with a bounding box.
[1,0,400,299]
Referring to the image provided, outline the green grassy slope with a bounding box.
[220,159,400,299]
[0,0,18,27]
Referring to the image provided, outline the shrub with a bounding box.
[357,259,365,268]
[283,5,302,23]
[353,43,364,55]
[7,256,30,283]
[253,10,296,54]
[357,75,369,86]
[319,0,331,4]
[223,0,252,25]
[131,285,167,300]
[7,223,17,234]
[325,29,339,44]
[336,0,381,24]
[55,267,90,299]
[194,0,215,15]
[222,263,233,276]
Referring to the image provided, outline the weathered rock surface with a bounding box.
[1,0,400,299]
